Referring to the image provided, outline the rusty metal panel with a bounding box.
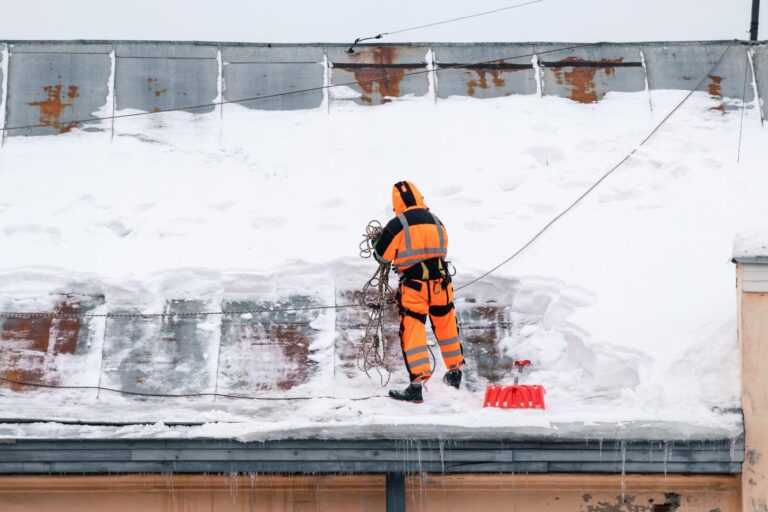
[217,298,318,393]
[433,44,537,99]
[222,46,324,111]
[100,300,217,395]
[327,46,429,106]
[5,43,111,137]
[458,305,517,384]
[538,44,646,103]
[334,289,402,379]
[644,42,755,104]
[0,43,5,131]
[0,295,104,391]
[751,44,768,120]
[114,43,218,114]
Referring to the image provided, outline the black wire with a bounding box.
[385,0,545,36]
[0,375,385,401]
[454,41,737,292]
[737,46,751,163]
[427,343,437,376]
[0,43,598,133]
[347,0,545,52]
[0,303,359,320]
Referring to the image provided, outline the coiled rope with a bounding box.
[357,221,395,385]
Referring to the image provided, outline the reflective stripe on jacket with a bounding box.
[374,181,448,273]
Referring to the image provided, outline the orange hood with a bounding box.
[392,181,427,215]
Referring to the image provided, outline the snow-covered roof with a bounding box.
[1,40,765,445]
[733,231,768,262]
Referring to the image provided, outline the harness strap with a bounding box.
[402,308,427,323]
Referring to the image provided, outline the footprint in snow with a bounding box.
[251,217,287,230]
[98,221,132,238]
[454,197,483,207]
[433,186,462,197]
[3,224,61,240]
[315,198,344,208]
[598,188,639,202]
[463,221,493,233]
[498,180,522,192]
[135,202,157,212]
[525,146,565,165]
[209,201,236,211]
[528,203,556,214]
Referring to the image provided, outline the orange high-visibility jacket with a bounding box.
[374,181,448,275]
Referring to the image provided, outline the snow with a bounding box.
[733,230,768,259]
[0,79,765,441]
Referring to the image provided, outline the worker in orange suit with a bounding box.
[373,181,465,403]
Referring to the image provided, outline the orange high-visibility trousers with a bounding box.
[397,278,465,383]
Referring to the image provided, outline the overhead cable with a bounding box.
[346,0,545,53]
[454,41,736,291]
[0,375,385,401]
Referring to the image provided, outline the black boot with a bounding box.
[388,383,423,403]
[443,370,462,389]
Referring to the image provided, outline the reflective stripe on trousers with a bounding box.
[398,278,465,383]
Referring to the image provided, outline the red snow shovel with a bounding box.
[483,360,546,409]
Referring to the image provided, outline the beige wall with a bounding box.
[0,474,385,512]
[0,473,741,512]
[411,474,740,511]
[738,263,768,511]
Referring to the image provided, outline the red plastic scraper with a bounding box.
[483,360,546,409]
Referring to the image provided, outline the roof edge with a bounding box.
[0,39,762,47]
[0,438,744,475]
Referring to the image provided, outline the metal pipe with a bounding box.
[386,473,405,512]
[751,0,761,41]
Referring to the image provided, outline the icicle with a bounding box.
[620,440,627,502]
[438,439,445,475]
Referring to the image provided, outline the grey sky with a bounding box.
[0,0,763,43]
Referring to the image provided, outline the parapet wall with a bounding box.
[0,40,765,138]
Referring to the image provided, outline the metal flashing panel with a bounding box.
[538,44,646,103]
[114,43,218,114]
[217,298,318,392]
[0,295,103,391]
[335,289,402,378]
[0,438,743,475]
[433,44,537,99]
[744,263,768,292]
[5,44,111,136]
[100,300,216,395]
[457,305,518,383]
[0,43,5,131]
[328,46,429,105]
[752,44,768,120]
[222,46,324,111]
[644,43,755,105]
